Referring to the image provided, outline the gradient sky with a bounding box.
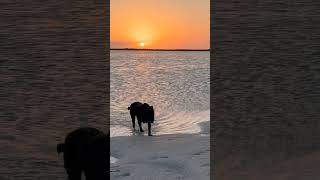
[111,0,209,49]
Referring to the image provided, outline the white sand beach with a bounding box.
[110,121,210,180]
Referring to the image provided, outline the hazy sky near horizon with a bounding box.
[111,0,209,49]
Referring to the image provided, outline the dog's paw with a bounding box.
[148,134,153,136]
[140,130,144,132]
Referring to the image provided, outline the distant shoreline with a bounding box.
[110,48,210,51]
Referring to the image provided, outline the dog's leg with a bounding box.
[66,168,82,180]
[138,120,144,132]
[130,112,135,129]
[148,122,152,136]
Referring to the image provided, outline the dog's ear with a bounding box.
[57,143,65,154]
[150,106,153,110]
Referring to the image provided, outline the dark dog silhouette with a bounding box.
[57,127,109,180]
[128,102,154,136]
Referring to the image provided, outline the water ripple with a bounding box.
[111,50,210,137]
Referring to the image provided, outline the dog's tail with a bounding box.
[57,143,65,154]
[128,107,130,110]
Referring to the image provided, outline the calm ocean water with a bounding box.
[110,50,210,137]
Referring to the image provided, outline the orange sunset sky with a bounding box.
[111,0,210,49]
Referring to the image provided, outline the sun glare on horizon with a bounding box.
[139,42,145,47]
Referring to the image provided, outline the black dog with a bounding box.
[128,102,154,136]
[57,127,109,180]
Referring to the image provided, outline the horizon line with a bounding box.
[110,48,210,51]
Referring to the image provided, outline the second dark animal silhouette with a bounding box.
[57,127,109,180]
[128,102,154,136]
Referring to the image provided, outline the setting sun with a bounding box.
[111,0,209,49]
[139,42,145,47]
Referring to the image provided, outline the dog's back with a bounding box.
[128,101,143,111]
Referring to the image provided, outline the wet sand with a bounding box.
[110,121,210,180]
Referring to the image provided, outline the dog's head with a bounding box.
[143,103,155,123]
[150,106,154,123]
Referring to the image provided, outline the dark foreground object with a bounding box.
[128,102,154,136]
[57,128,109,180]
